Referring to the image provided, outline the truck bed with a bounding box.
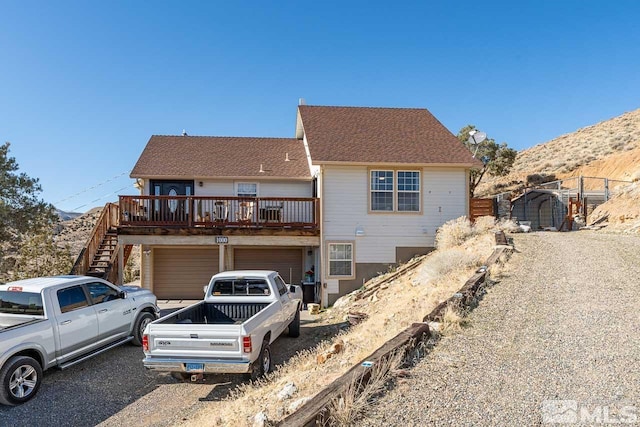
[158,302,270,325]
[0,315,45,332]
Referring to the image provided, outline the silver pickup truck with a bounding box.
[142,270,302,381]
[0,275,159,406]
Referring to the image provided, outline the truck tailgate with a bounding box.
[147,323,244,358]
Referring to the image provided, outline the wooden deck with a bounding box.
[118,195,320,234]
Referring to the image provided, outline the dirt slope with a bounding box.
[480,108,640,195]
[477,108,640,232]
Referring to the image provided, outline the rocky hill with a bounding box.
[55,207,103,259]
[479,108,640,231]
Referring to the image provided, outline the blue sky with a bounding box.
[1,1,639,212]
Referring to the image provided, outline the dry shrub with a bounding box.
[435,217,474,249]
[419,247,481,282]
[326,349,405,426]
[441,305,466,334]
[474,216,497,233]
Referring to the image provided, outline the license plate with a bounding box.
[186,363,204,372]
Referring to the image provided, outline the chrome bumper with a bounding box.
[142,357,252,374]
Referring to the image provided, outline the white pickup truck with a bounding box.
[0,276,159,406]
[142,270,303,381]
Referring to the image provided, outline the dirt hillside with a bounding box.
[477,108,640,232]
[480,108,640,195]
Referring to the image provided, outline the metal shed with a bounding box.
[510,189,564,230]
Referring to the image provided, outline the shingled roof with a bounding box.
[130,136,310,179]
[297,105,481,166]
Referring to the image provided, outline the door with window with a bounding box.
[86,282,132,341]
[56,285,99,360]
[150,180,194,223]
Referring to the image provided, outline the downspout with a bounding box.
[319,165,327,307]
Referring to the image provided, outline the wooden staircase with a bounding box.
[70,203,132,284]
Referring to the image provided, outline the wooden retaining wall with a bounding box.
[278,231,512,426]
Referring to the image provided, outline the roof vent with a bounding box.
[285,152,290,161]
[182,129,188,136]
[298,98,306,106]
[259,164,265,173]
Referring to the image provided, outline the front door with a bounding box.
[150,180,194,223]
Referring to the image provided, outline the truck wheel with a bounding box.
[131,312,155,346]
[0,356,43,406]
[288,307,301,338]
[248,342,272,381]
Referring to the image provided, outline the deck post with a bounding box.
[117,244,124,285]
[219,244,226,271]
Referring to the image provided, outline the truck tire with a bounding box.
[248,341,272,381]
[0,356,43,406]
[131,312,155,347]
[288,307,301,338]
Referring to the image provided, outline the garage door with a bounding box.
[153,247,219,299]
[234,248,303,284]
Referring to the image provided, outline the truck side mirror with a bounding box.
[119,291,127,299]
[203,285,208,295]
[289,285,296,293]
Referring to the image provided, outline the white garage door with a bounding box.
[234,248,303,284]
[153,247,219,299]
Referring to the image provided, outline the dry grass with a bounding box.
[440,305,466,334]
[183,217,500,426]
[325,349,406,426]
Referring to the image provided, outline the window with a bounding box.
[58,286,89,313]
[370,170,420,212]
[0,291,44,315]
[370,170,394,211]
[274,275,288,296]
[397,171,420,211]
[86,282,120,304]
[236,183,257,198]
[328,242,354,277]
[211,279,270,296]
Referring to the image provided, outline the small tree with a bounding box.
[0,142,59,279]
[12,230,73,280]
[457,125,517,197]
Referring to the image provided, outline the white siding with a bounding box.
[136,179,311,198]
[194,180,311,198]
[322,165,467,264]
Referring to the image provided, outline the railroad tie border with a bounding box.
[278,231,513,427]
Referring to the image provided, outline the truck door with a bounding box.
[85,282,132,341]
[55,285,99,360]
[274,275,295,332]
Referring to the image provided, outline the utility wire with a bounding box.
[54,171,131,204]
[71,184,133,212]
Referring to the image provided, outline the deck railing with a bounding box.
[119,195,319,229]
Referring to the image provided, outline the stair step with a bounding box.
[90,263,110,269]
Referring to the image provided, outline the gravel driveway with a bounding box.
[358,231,640,426]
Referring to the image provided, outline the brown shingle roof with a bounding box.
[298,105,481,166]
[131,136,310,179]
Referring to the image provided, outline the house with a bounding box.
[116,105,481,306]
